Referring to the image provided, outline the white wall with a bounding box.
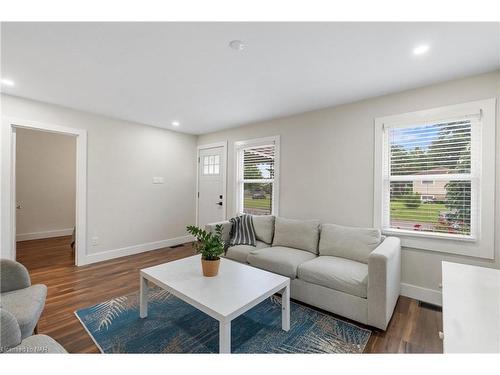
[16,128,76,240]
[198,70,500,304]
[1,94,197,264]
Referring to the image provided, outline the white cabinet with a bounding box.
[442,261,500,353]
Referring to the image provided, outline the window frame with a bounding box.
[373,99,496,259]
[384,117,480,241]
[234,135,280,217]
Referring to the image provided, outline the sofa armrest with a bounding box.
[0,259,31,293]
[205,221,232,246]
[367,236,401,330]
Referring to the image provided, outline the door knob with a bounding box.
[216,202,223,206]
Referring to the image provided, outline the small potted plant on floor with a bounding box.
[186,224,225,277]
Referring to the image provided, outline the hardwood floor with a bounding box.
[16,236,443,353]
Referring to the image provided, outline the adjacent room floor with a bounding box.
[16,237,443,353]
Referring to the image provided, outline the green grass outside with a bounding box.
[244,195,271,210]
[390,201,446,223]
[244,198,272,209]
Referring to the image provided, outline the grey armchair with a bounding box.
[0,308,66,353]
[0,259,47,339]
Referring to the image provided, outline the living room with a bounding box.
[1,1,499,373]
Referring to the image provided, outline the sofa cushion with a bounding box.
[225,241,269,263]
[247,246,316,279]
[0,284,47,339]
[297,256,368,298]
[272,217,320,254]
[252,215,275,244]
[319,223,381,263]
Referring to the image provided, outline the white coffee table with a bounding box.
[139,255,290,353]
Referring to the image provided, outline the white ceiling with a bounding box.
[1,22,499,135]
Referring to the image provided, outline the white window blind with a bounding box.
[236,138,279,215]
[382,116,480,239]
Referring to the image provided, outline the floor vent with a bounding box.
[418,301,442,312]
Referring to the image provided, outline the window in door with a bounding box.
[203,155,220,175]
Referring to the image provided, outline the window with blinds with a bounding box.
[236,137,279,215]
[383,116,480,238]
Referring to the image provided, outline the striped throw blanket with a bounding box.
[229,215,256,246]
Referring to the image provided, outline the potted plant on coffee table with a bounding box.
[186,224,225,277]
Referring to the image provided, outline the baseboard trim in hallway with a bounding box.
[79,235,195,265]
[16,228,74,241]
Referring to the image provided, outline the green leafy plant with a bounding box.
[186,224,225,261]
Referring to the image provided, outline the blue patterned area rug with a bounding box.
[75,286,371,353]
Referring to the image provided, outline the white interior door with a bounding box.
[197,146,225,228]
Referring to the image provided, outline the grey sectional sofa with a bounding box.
[206,216,401,330]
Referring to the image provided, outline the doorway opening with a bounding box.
[14,128,77,267]
[1,117,87,266]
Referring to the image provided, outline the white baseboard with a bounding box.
[78,235,195,266]
[16,228,74,241]
[400,282,442,306]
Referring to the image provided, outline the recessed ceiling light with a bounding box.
[171,121,180,127]
[229,40,245,51]
[413,44,430,56]
[1,78,15,86]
